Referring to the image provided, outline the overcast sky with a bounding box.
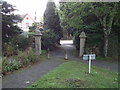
[5,0,59,22]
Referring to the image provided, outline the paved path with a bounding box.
[2,40,118,88]
[2,57,64,88]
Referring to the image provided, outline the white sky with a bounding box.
[5,0,60,22]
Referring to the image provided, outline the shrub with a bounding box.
[2,57,21,74]
[2,35,33,57]
[42,30,58,50]
[3,43,17,57]
[11,60,21,70]
[2,48,47,75]
[2,57,9,73]
[15,48,41,66]
[11,35,32,51]
[27,48,39,63]
[15,51,29,66]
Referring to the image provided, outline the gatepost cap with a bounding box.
[34,29,42,36]
[79,31,87,38]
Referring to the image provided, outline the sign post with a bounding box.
[89,55,91,74]
[83,54,96,74]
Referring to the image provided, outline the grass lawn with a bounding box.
[28,61,119,88]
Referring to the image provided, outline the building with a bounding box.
[17,13,35,32]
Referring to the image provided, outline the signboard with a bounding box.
[83,54,96,60]
[82,54,96,74]
[83,55,89,60]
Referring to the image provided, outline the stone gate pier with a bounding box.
[79,31,87,57]
[34,29,42,55]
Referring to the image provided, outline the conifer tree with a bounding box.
[44,1,63,45]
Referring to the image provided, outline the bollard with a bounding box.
[47,48,50,59]
[64,49,68,60]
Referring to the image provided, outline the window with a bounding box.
[26,17,29,20]
[26,23,29,27]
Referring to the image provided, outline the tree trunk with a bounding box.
[103,16,114,57]
[104,34,109,57]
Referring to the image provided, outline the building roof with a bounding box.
[19,13,35,23]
